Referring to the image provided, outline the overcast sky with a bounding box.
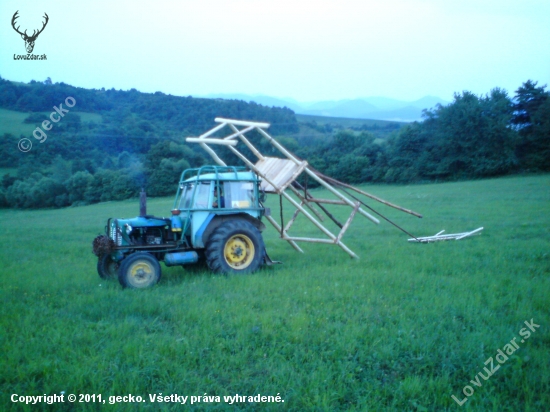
[1,0,549,103]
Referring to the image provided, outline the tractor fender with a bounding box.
[201,213,266,247]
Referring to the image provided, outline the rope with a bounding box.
[337,185,421,242]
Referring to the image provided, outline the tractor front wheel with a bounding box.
[118,252,161,289]
[97,254,119,280]
[206,220,265,274]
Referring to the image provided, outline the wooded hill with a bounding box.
[0,77,548,209]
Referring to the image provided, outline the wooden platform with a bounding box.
[255,157,308,193]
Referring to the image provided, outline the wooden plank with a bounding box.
[278,161,308,192]
[255,157,307,193]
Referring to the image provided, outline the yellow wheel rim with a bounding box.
[224,234,255,270]
[129,261,155,286]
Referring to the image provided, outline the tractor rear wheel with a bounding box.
[118,252,161,289]
[97,254,119,279]
[205,220,265,274]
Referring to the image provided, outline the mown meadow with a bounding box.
[0,174,549,411]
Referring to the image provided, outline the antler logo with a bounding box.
[11,11,49,54]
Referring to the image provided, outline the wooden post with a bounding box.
[263,214,303,253]
[228,124,265,161]
[287,185,325,221]
[337,202,360,242]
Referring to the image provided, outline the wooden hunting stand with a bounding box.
[186,118,422,258]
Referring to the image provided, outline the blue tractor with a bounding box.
[93,166,271,288]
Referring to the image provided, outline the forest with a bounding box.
[0,77,548,209]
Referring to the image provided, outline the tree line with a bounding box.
[291,80,548,185]
[0,78,548,209]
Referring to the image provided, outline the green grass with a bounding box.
[0,175,549,411]
[0,168,16,177]
[0,108,36,136]
[0,108,102,137]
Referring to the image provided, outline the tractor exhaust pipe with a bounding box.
[140,188,147,217]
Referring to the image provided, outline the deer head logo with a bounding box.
[11,11,49,54]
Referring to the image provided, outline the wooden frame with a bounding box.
[186,118,421,258]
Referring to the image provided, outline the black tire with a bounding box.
[118,252,161,289]
[205,220,265,274]
[97,254,119,279]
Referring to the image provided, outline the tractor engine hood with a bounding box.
[114,216,170,228]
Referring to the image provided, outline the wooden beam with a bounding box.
[337,202,360,243]
[306,198,347,205]
[283,207,301,233]
[215,117,271,129]
[228,124,265,161]
[281,236,334,244]
[227,146,282,193]
[222,125,255,141]
[292,181,343,228]
[186,138,238,146]
[199,143,226,166]
[197,122,227,139]
[263,214,303,252]
[315,171,423,218]
[280,190,358,259]
[303,167,380,224]
[288,185,325,221]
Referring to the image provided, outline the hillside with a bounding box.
[0,77,299,137]
[0,77,548,210]
[0,77,406,210]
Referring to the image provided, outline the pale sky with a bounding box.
[1,0,549,102]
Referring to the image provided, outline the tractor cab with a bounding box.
[171,166,266,249]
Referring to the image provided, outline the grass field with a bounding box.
[0,108,102,137]
[0,175,549,411]
[0,109,36,137]
[0,168,17,177]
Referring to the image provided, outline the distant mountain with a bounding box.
[203,93,303,112]
[302,99,380,118]
[199,93,450,122]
